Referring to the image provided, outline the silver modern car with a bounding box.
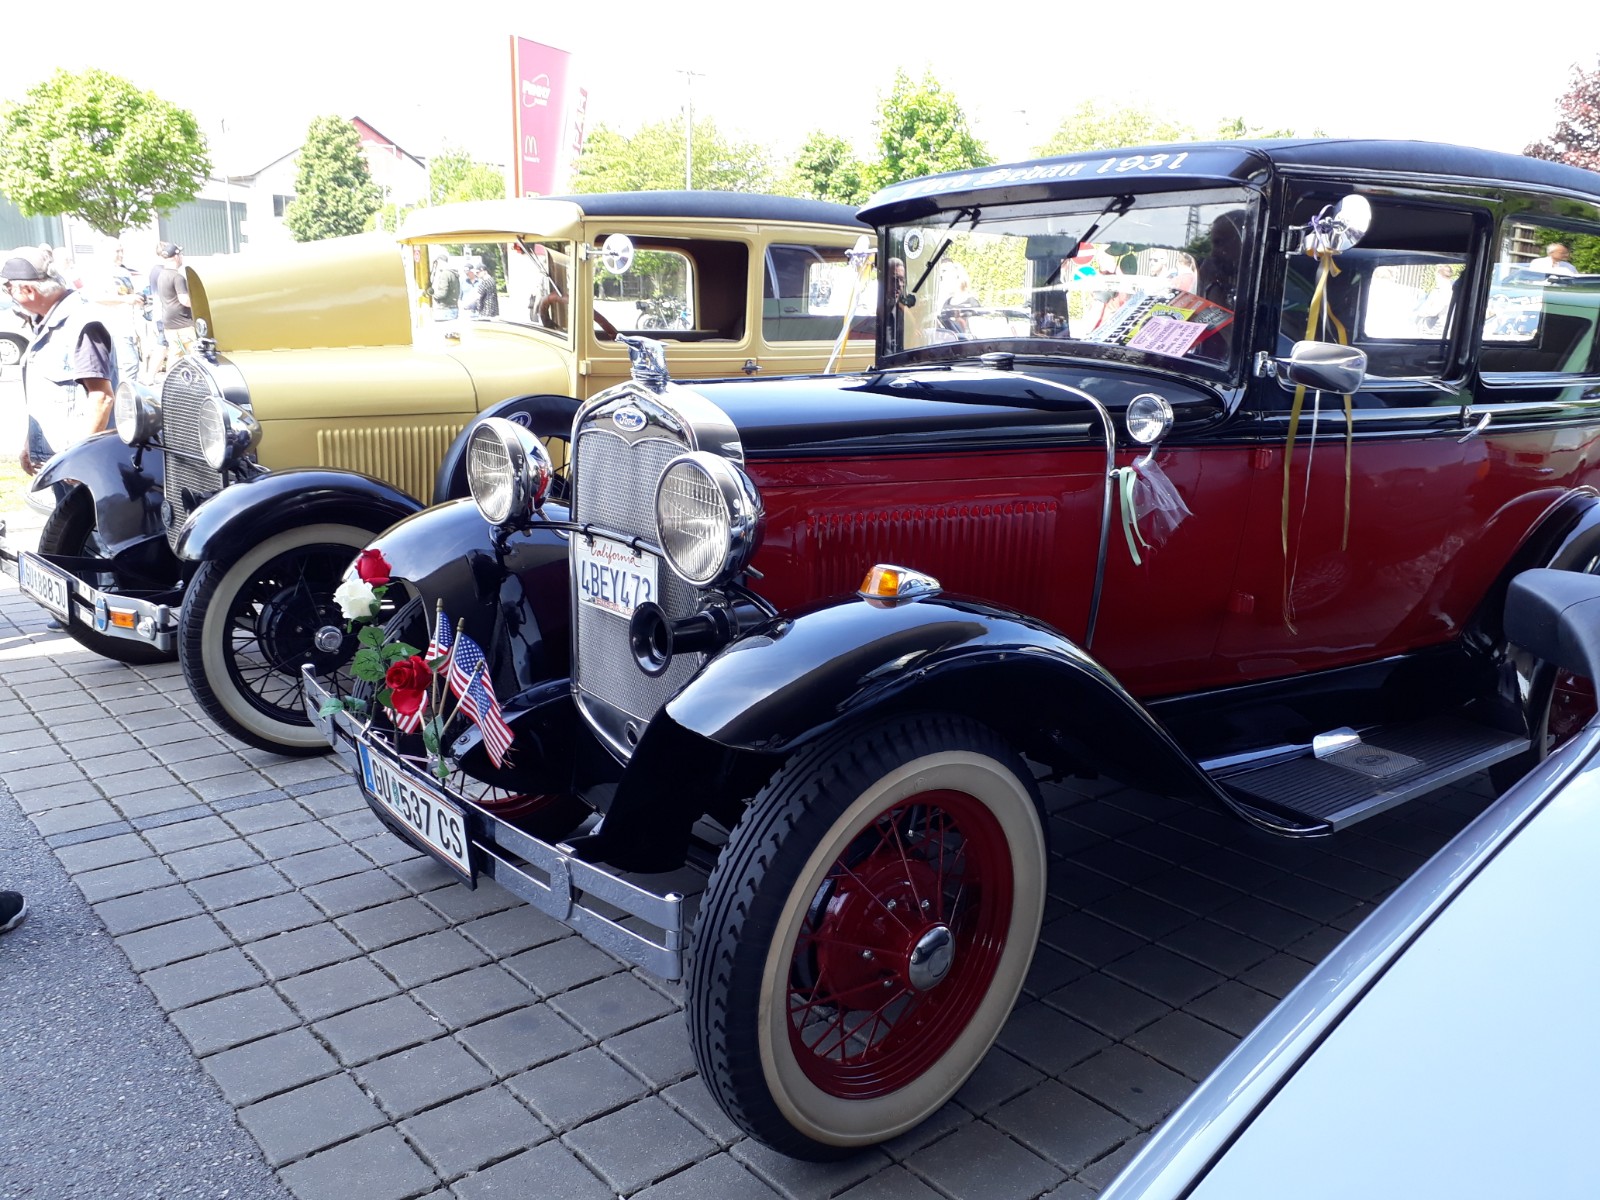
[1101,567,1600,1200]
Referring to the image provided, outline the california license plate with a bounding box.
[18,552,70,620]
[575,535,659,619]
[357,741,472,879]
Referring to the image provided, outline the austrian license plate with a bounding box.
[357,741,472,878]
[575,535,659,620]
[18,552,70,620]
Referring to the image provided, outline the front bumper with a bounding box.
[0,520,178,652]
[301,666,685,979]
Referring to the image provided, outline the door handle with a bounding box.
[1458,411,1492,443]
[741,359,761,375]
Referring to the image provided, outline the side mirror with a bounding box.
[600,234,635,276]
[1274,340,1368,394]
[1302,195,1372,256]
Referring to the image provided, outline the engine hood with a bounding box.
[683,360,1227,458]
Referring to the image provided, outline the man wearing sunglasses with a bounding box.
[2,247,118,476]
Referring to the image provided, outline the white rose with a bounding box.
[333,578,379,622]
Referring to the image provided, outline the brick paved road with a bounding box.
[0,570,1499,1200]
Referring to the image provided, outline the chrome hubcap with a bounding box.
[907,924,954,991]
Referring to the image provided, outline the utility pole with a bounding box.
[677,69,706,189]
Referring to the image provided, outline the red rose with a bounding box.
[385,655,430,692]
[356,548,392,585]
[389,685,427,719]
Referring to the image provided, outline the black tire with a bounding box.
[354,597,591,841]
[1490,665,1596,792]
[0,332,25,368]
[688,714,1047,1158]
[37,491,175,665]
[179,523,375,755]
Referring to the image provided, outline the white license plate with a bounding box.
[575,536,660,619]
[18,552,70,620]
[357,741,472,878]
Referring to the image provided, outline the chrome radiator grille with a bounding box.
[160,362,225,550]
[572,424,703,747]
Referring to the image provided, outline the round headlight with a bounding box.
[114,380,161,445]
[466,417,553,527]
[198,396,228,468]
[1125,393,1174,445]
[654,452,762,586]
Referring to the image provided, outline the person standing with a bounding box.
[468,265,498,318]
[430,257,459,321]
[90,246,142,384]
[3,247,118,476]
[154,242,194,371]
[1529,242,1578,276]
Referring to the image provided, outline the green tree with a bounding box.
[866,69,992,190]
[428,146,508,205]
[783,131,870,206]
[1035,101,1195,156]
[571,117,774,193]
[0,68,209,237]
[283,115,383,242]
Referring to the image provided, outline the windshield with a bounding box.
[882,189,1255,373]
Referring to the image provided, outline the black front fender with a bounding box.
[174,468,425,564]
[34,432,167,557]
[431,393,580,505]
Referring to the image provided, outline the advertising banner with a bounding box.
[510,36,572,198]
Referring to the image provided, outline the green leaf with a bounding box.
[357,624,386,648]
[422,723,441,755]
[343,697,369,715]
[376,687,394,708]
[388,641,420,659]
[380,642,412,665]
[351,647,384,681]
[432,757,452,782]
[317,697,346,716]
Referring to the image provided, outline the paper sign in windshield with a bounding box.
[1128,316,1208,357]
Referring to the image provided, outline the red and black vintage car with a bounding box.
[306,140,1600,1156]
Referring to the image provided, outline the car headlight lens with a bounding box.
[197,396,260,470]
[114,380,162,445]
[466,417,553,527]
[1125,393,1174,445]
[654,452,762,586]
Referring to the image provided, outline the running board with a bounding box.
[1214,717,1528,831]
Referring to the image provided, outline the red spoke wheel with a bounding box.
[689,714,1046,1158]
[1493,665,1599,792]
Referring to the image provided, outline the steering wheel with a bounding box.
[594,310,618,341]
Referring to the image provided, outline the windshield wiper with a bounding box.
[908,206,981,298]
[1041,194,1137,287]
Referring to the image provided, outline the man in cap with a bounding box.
[2,246,118,475]
[154,242,195,371]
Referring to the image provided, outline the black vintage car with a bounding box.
[306,140,1600,1157]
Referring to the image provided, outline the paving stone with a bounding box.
[9,760,91,791]
[75,856,180,902]
[315,995,447,1067]
[167,753,255,784]
[1062,1043,1194,1128]
[30,798,121,837]
[335,897,448,952]
[1127,1011,1240,1082]
[508,1046,647,1132]
[550,972,679,1041]
[421,880,520,923]
[171,986,300,1055]
[834,1165,947,1200]
[635,1155,785,1200]
[991,1078,1137,1172]
[457,905,571,957]
[11,778,101,812]
[416,964,546,1030]
[223,798,316,835]
[238,1073,389,1167]
[733,1139,893,1200]
[148,736,233,765]
[163,838,266,882]
[277,957,399,1022]
[385,855,459,894]
[503,936,622,997]
[142,815,236,854]
[661,1077,745,1149]
[188,864,292,909]
[954,1047,1046,1115]
[141,946,266,1010]
[201,1027,342,1106]
[1184,980,1281,1038]
[212,788,291,813]
[44,820,136,849]
[452,1141,613,1200]
[565,1095,715,1195]
[355,1036,496,1118]
[995,1002,1109,1075]
[215,891,327,942]
[105,766,185,796]
[303,869,410,917]
[245,923,362,980]
[1105,944,1228,1008]
[1137,866,1245,917]
[1157,920,1275,976]
[371,929,490,988]
[1045,973,1171,1040]
[258,755,347,788]
[322,807,387,841]
[352,832,419,867]
[131,804,212,831]
[79,748,163,778]
[55,832,152,874]
[1041,910,1147,969]
[247,820,341,859]
[901,1120,1064,1200]
[1239,951,1319,1000]
[113,785,204,820]
[189,772,274,802]
[399,1086,550,1180]
[116,914,232,971]
[278,1128,439,1200]
[293,783,367,817]
[1076,1131,1149,1191]
[603,1014,696,1089]
[277,844,373,887]
[455,1003,588,1077]
[93,884,203,935]
[1090,888,1196,941]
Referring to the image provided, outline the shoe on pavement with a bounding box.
[0,892,27,934]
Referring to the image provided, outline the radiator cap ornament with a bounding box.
[618,335,670,393]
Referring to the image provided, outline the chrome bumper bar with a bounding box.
[301,666,685,979]
[0,525,178,653]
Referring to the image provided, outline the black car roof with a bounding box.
[544,190,869,228]
[858,139,1600,223]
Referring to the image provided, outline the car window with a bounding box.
[763,243,873,343]
[592,239,749,341]
[1479,221,1600,379]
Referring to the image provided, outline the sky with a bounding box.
[8,1,1600,181]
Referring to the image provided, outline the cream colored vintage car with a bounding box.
[0,192,874,754]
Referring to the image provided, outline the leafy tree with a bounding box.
[866,69,992,190]
[1035,101,1195,156]
[1213,116,1303,140]
[0,68,209,237]
[428,146,507,205]
[284,115,383,242]
[784,131,870,206]
[1526,59,1600,169]
[571,117,774,193]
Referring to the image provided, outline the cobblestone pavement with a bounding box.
[0,568,1500,1200]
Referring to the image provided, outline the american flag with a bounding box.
[392,687,428,735]
[425,604,453,671]
[448,630,513,767]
